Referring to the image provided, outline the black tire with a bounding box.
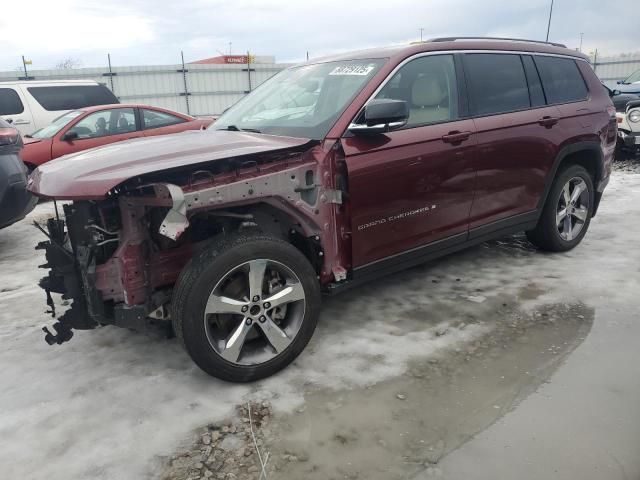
[526,165,594,252]
[171,232,321,382]
[614,140,629,161]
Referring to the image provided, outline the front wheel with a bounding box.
[171,233,321,382]
[526,165,594,252]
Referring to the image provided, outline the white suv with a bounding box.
[0,80,118,135]
[617,100,640,156]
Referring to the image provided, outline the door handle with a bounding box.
[538,116,559,128]
[12,119,30,125]
[442,131,471,144]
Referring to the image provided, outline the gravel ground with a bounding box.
[0,160,639,480]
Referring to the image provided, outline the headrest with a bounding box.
[411,74,445,107]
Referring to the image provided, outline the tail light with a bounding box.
[0,127,20,146]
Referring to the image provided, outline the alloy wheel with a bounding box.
[556,177,589,241]
[203,259,306,366]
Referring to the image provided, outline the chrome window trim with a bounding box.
[347,49,590,130]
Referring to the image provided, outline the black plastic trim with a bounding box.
[326,211,539,295]
[538,140,604,210]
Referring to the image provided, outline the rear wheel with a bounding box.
[171,233,321,382]
[526,165,594,252]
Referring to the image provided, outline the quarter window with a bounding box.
[464,53,531,115]
[27,85,118,111]
[534,56,588,104]
[0,88,25,115]
[142,109,186,129]
[67,108,136,139]
[374,54,458,127]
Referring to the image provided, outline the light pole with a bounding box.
[419,28,424,42]
[579,32,584,52]
[545,0,554,42]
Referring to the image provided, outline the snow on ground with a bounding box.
[1,162,639,480]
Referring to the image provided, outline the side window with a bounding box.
[0,88,25,115]
[464,54,530,115]
[374,54,458,127]
[521,55,546,108]
[27,85,118,111]
[142,109,186,129]
[534,56,588,104]
[68,108,136,139]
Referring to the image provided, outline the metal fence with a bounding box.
[0,58,291,116]
[590,52,640,87]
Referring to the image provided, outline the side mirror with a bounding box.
[348,99,409,135]
[612,89,621,96]
[62,131,78,142]
[617,80,623,85]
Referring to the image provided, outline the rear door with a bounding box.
[462,53,562,233]
[0,86,34,135]
[140,108,193,137]
[343,54,477,267]
[52,107,142,158]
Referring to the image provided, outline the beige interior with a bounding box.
[409,74,450,125]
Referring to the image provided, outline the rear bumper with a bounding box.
[0,154,37,229]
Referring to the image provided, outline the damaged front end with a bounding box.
[36,199,176,345]
[37,203,109,344]
[32,138,348,347]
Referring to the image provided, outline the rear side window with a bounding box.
[142,109,186,129]
[464,54,530,115]
[27,85,118,111]
[0,88,25,115]
[534,56,588,104]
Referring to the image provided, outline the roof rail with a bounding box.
[430,36,567,48]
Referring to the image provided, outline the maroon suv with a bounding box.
[29,38,616,382]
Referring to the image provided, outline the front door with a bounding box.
[342,54,477,268]
[52,107,142,158]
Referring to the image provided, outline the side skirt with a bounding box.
[324,211,539,295]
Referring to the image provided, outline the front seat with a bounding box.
[409,74,450,125]
[117,116,131,132]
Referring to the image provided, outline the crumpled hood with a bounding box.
[27,130,313,199]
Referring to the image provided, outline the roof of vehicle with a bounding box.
[309,37,590,64]
[0,80,101,86]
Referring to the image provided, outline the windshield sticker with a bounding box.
[329,64,376,76]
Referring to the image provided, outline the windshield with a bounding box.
[30,110,83,139]
[212,59,385,139]
[623,69,640,84]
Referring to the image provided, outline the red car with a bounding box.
[21,104,215,170]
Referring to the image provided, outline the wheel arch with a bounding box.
[188,200,325,276]
[539,141,603,216]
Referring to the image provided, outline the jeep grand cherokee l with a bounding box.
[28,37,616,382]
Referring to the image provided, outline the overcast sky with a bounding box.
[1,0,638,71]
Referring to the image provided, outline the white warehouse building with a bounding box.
[0,54,291,116]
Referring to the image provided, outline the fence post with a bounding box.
[247,51,252,92]
[107,53,115,94]
[180,51,191,115]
